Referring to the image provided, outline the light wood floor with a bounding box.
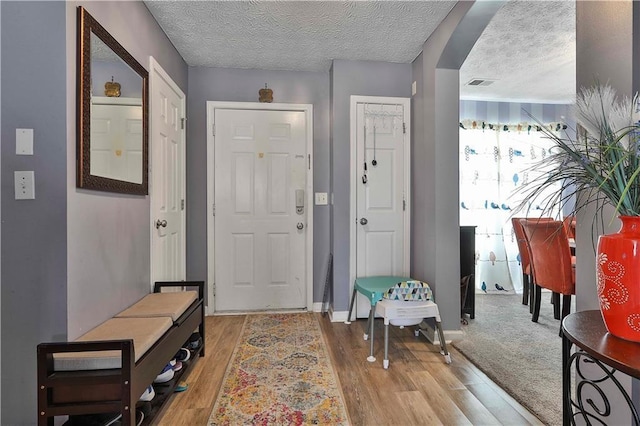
[156,314,543,426]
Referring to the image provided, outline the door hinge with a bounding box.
[212,124,216,136]
[403,199,406,211]
[212,204,216,216]
[181,199,185,210]
[308,154,311,170]
[403,122,407,134]
[181,118,186,130]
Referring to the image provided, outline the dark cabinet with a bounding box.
[460,226,476,319]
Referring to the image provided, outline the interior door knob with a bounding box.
[360,218,368,225]
[297,222,304,230]
[155,219,167,229]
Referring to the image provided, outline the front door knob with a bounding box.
[360,218,368,225]
[155,219,167,229]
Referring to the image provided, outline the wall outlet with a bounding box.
[15,171,35,200]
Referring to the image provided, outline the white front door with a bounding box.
[91,98,143,183]
[212,106,311,311]
[150,58,186,284]
[351,97,411,317]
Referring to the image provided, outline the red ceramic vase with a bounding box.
[597,215,640,342]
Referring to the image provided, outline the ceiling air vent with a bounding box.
[466,79,496,87]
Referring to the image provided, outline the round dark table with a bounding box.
[562,310,640,425]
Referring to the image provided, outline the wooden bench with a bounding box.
[37,281,205,425]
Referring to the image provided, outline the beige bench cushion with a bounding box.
[115,291,198,322]
[53,316,173,371]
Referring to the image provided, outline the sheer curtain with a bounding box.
[459,122,561,295]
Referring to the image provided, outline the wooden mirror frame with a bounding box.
[77,6,149,195]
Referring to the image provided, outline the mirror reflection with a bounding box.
[77,6,148,195]
[90,32,143,184]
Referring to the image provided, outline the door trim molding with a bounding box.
[149,56,186,289]
[206,102,314,315]
[349,96,411,306]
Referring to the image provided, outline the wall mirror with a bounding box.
[77,6,148,194]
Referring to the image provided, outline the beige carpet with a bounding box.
[208,313,349,426]
[453,293,566,426]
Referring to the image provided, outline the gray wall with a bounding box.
[1,2,68,421]
[65,0,186,340]
[411,2,471,332]
[186,67,330,302]
[575,1,635,313]
[411,1,503,332]
[575,2,638,423]
[329,64,335,305]
[1,1,187,423]
[329,60,412,311]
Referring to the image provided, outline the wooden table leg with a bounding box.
[562,328,571,426]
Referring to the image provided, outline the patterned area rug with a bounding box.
[208,313,350,425]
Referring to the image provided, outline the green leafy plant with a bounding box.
[514,84,640,220]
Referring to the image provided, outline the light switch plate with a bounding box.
[15,171,35,200]
[16,129,34,155]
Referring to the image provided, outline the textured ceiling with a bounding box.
[144,0,576,104]
[460,0,575,103]
[145,0,457,71]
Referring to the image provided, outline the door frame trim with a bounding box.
[206,102,314,315]
[149,56,186,289]
[349,96,411,304]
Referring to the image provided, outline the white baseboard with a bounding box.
[329,309,350,323]
[419,321,465,345]
[207,301,322,315]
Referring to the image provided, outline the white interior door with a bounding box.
[213,108,309,311]
[351,98,410,318]
[150,57,186,285]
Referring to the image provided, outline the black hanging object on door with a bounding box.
[372,125,378,166]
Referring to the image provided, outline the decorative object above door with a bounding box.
[258,84,273,103]
[77,6,149,195]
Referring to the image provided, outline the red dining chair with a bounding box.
[521,219,575,333]
[562,215,576,240]
[563,215,577,256]
[512,218,534,307]
[512,217,554,311]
